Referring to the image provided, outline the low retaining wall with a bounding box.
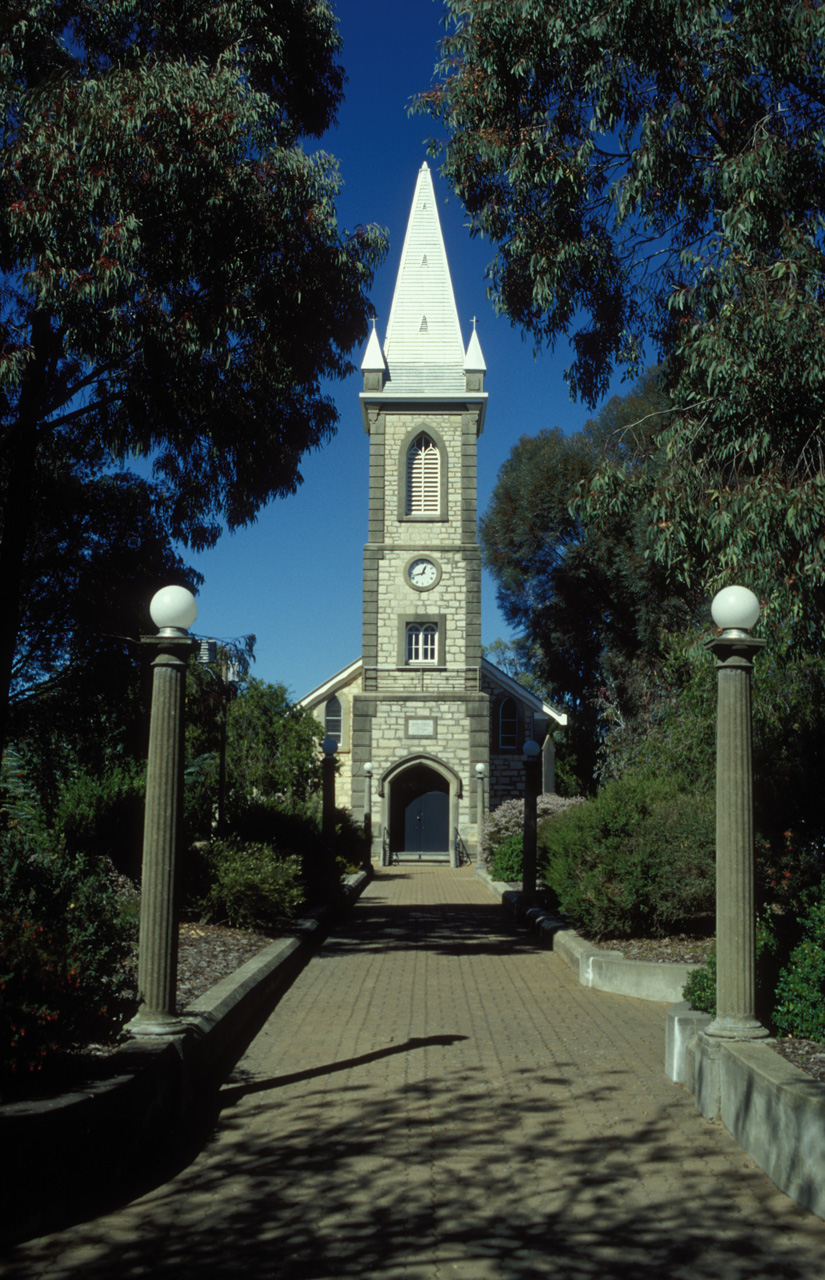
[667,1004,825,1221]
[0,871,371,1247]
[481,870,825,1222]
[476,871,699,1004]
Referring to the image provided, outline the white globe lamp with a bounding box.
[711,585,760,634]
[149,585,198,634]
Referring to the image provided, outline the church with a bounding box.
[300,164,566,865]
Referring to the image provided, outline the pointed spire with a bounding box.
[381,162,466,393]
[464,316,486,372]
[361,317,386,371]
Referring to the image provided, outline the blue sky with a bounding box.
[184,0,624,699]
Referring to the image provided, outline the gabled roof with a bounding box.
[481,658,568,726]
[381,162,466,394]
[298,657,362,710]
[300,655,567,728]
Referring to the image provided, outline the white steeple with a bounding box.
[464,317,486,374]
[361,317,386,372]
[380,162,466,393]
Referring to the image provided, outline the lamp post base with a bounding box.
[125,1010,188,1039]
[705,1013,770,1040]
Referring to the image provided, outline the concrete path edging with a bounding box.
[479,868,825,1222]
[476,869,699,1003]
[0,870,371,1247]
[669,1013,825,1221]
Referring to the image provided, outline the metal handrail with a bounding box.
[454,829,470,866]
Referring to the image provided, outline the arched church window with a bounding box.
[406,433,440,515]
[406,622,438,664]
[499,697,519,750]
[325,696,343,745]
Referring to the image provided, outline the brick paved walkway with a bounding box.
[6,866,825,1279]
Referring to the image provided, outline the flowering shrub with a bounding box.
[481,793,585,869]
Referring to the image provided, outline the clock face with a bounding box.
[408,557,438,589]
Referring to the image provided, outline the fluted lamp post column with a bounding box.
[705,585,769,1041]
[475,762,486,867]
[521,740,542,910]
[128,585,197,1037]
[322,736,337,842]
[363,762,373,871]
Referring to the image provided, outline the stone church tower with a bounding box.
[301,164,565,864]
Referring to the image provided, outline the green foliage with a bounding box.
[53,763,146,880]
[479,370,697,790]
[540,773,715,939]
[194,837,303,932]
[421,0,825,666]
[184,677,323,842]
[420,2,825,398]
[682,950,717,1017]
[329,808,369,875]
[489,833,524,884]
[0,829,138,1081]
[226,679,322,807]
[683,912,803,1030]
[774,895,825,1042]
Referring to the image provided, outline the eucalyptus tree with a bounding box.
[0,1,386,746]
[419,1,825,639]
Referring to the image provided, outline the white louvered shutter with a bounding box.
[407,434,440,514]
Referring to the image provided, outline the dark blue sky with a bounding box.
[186,0,624,698]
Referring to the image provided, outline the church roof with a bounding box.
[381,162,468,394]
[299,655,567,728]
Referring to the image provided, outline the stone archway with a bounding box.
[381,755,462,864]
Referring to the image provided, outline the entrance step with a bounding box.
[391,852,451,863]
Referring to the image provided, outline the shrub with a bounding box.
[774,894,825,1041]
[56,763,145,880]
[489,833,524,883]
[540,772,715,938]
[683,948,717,1015]
[195,837,303,930]
[0,830,138,1082]
[481,793,585,868]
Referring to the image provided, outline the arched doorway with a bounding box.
[389,763,450,859]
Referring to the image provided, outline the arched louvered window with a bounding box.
[406,622,438,664]
[499,697,519,750]
[406,433,440,515]
[325,696,343,746]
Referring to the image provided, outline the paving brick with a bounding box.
[6,866,825,1279]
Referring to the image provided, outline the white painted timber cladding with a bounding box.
[382,163,466,394]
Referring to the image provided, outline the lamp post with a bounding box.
[363,761,373,871]
[197,639,237,835]
[321,735,337,843]
[475,762,486,866]
[127,585,197,1037]
[705,585,768,1041]
[521,740,542,910]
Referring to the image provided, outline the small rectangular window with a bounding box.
[407,623,438,664]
